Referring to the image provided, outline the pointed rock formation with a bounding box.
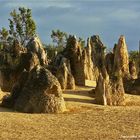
[54,54,75,90]
[2,65,66,113]
[95,73,108,105]
[90,35,108,79]
[61,35,99,86]
[27,36,48,66]
[90,35,125,106]
[105,52,114,76]
[84,38,99,81]
[95,72,125,106]
[63,35,84,85]
[113,35,130,80]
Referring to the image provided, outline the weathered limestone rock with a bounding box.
[2,65,66,113]
[62,35,98,85]
[95,72,125,105]
[27,36,48,65]
[0,40,40,92]
[63,35,84,85]
[113,35,130,80]
[0,40,27,92]
[20,52,40,72]
[90,35,107,79]
[90,35,105,65]
[1,71,29,108]
[54,55,75,90]
[95,73,108,105]
[91,35,125,105]
[124,78,140,95]
[129,61,137,79]
[105,52,114,76]
[84,38,99,81]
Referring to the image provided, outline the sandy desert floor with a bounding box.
[0,86,140,140]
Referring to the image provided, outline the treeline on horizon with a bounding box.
[0,7,139,62]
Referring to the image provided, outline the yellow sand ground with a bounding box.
[0,86,140,140]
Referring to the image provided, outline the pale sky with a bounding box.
[0,0,140,50]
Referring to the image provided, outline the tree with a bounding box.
[0,27,9,42]
[51,29,68,48]
[0,7,36,47]
[0,27,9,49]
[44,43,65,60]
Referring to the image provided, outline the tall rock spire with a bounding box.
[113,35,130,80]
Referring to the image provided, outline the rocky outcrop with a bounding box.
[91,35,125,106]
[84,38,99,81]
[124,78,140,95]
[105,52,114,76]
[95,72,125,105]
[63,35,85,85]
[52,54,75,90]
[0,40,26,92]
[113,35,130,80]
[62,35,98,85]
[2,65,66,113]
[90,35,107,79]
[0,40,40,92]
[129,61,137,79]
[27,36,48,66]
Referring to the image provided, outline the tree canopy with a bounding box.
[51,29,68,47]
[0,7,36,47]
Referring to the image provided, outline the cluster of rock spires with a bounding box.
[0,36,66,113]
[0,33,140,113]
[50,35,99,87]
[90,35,125,105]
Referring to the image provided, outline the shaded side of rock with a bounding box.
[0,38,41,92]
[105,52,114,76]
[63,35,85,85]
[124,78,140,95]
[90,35,107,79]
[2,66,66,113]
[0,51,40,92]
[1,71,29,108]
[129,61,137,79]
[54,54,75,90]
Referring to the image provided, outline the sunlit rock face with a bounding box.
[61,35,99,86]
[113,35,130,80]
[95,72,125,106]
[89,35,125,106]
[85,38,99,81]
[27,36,48,66]
[2,65,66,113]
